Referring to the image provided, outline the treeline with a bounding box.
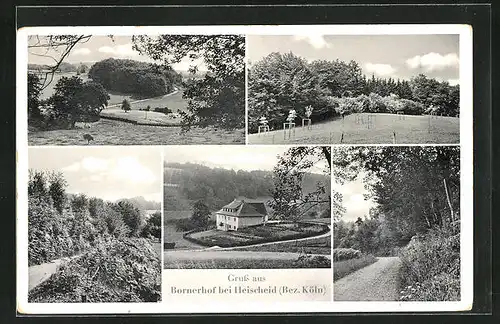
[248,52,460,132]
[88,58,182,98]
[164,162,330,216]
[164,163,274,211]
[332,146,460,301]
[28,170,161,266]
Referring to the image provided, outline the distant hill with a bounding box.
[117,196,161,211]
[28,62,77,72]
[163,162,330,219]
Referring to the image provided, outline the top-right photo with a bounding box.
[247,34,461,144]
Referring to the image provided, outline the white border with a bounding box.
[17,24,473,314]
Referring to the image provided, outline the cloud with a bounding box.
[364,63,397,76]
[406,52,459,71]
[293,35,331,49]
[81,157,110,172]
[110,157,157,184]
[73,48,91,55]
[98,43,138,57]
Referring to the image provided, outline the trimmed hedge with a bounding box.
[183,222,330,248]
[332,248,362,261]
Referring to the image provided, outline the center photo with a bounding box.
[163,145,332,269]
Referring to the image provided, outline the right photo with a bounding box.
[331,146,460,301]
[246,34,460,144]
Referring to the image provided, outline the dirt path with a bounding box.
[28,255,81,291]
[333,257,401,301]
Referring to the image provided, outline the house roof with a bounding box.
[217,197,268,218]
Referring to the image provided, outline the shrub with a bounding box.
[28,237,161,303]
[399,99,425,115]
[153,107,172,114]
[332,248,362,261]
[398,229,460,301]
[293,255,331,268]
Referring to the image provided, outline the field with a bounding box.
[185,222,329,247]
[100,109,182,126]
[164,211,192,220]
[38,72,188,111]
[333,255,378,281]
[28,119,245,145]
[248,113,460,144]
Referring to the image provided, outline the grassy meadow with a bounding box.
[28,119,245,145]
[248,113,459,144]
[236,235,331,255]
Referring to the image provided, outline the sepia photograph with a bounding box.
[163,145,332,269]
[331,146,460,301]
[26,34,245,145]
[247,34,461,144]
[26,147,162,302]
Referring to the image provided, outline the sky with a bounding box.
[331,173,375,223]
[248,34,460,85]
[163,145,329,175]
[28,35,206,72]
[28,147,162,202]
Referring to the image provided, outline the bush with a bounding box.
[153,107,172,115]
[293,255,331,268]
[399,98,425,115]
[29,237,161,303]
[332,248,362,261]
[398,229,460,301]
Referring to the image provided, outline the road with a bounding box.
[333,257,401,301]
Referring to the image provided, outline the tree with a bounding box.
[121,99,131,112]
[47,171,67,214]
[28,35,92,90]
[132,35,245,130]
[270,146,333,221]
[331,146,460,243]
[141,212,162,240]
[112,201,143,236]
[28,73,42,119]
[191,200,210,229]
[48,76,110,128]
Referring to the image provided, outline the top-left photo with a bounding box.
[26,34,245,145]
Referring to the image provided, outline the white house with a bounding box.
[215,197,269,231]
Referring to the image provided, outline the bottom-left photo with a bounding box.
[26,147,162,303]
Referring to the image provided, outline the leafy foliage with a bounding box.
[248,53,460,133]
[29,237,161,302]
[332,248,362,261]
[46,76,110,128]
[270,146,332,221]
[191,200,210,229]
[88,58,181,98]
[132,35,245,130]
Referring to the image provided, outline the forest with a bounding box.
[332,146,460,301]
[248,52,460,133]
[88,58,182,98]
[164,161,331,219]
[28,170,161,302]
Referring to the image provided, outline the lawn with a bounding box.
[248,113,460,144]
[28,119,245,145]
[164,255,331,269]
[185,222,330,247]
[236,235,331,255]
[163,224,204,250]
[333,255,378,281]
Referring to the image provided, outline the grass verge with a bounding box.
[333,255,377,282]
[165,255,331,269]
